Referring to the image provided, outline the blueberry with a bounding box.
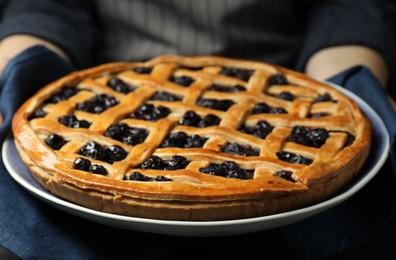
[222,143,260,156]
[76,94,119,114]
[45,86,79,104]
[179,110,201,126]
[208,84,246,92]
[220,68,253,81]
[59,114,91,128]
[107,77,135,94]
[89,164,108,175]
[274,170,296,182]
[276,91,294,101]
[134,67,152,74]
[276,151,313,165]
[105,123,128,141]
[313,93,334,103]
[140,155,164,169]
[268,73,288,85]
[105,123,148,145]
[79,141,106,161]
[196,98,234,111]
[73,157,107,175]
[178,110,221,127]
[252,103,271,114]
[59,114,77,127]
[105,145,128,163]
[125,172,171,182]
[170,76,195,86]
[166,155,189,170]
[44,134,66,150]
[199,161,254,179]
[240,120,273,139]
[28,108,47,120]
[73,157,91,171]
[230,85,246,92]
[149,91,182,101]
[309,112,329,118]
[153,176,172,181]
[252,103,287,114]
[123,128,148,145]
[185,134,208,148]
[199,114,221,127]
[126,172,151,181]
[153,106,171,119]
[344,133,355,147]
[287,126,329,148]
[161,132,188,148]
[129,104,170,121]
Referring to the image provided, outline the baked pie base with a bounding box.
[12,55,371,221]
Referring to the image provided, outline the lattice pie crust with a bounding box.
[12,55,371,221]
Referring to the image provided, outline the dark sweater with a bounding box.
[0,0,395,79]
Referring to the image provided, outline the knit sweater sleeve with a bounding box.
[297,0,396,74]
[0,0,97,68]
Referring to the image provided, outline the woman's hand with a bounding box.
[0,34,70,126]
[306,45,396,111]
[0,34,69,75]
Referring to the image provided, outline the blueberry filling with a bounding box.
[73,157,91,170]
[58,114,91,128]
[276,151,313,165]
[308,112,330,118]
[76,94,119,114]
[239,120,274,139]
[178,110,220,127]
[252,102,287,114]
[287,126,329,148]
[140,155,164,169]
[28,108,47,120]
[79,141,128,164]
[220,68,253,82]
[344,133,355,147]
[275,91,295,101]
[134,67,152,74]
[149,91,182,101]
[44,134,67,150]
[73,157,108,175]
[124,172,172,182]
[166,155,190,170]
[128,103,170,121]
[268,73,288,85]
[169,76,195,86]
[104,123,148,146]
[199,161,254,180]
[274,170,296,183]
[161,132,207,148]
[196,98,234,111]
[207,84,246,92]
[222,143,260,157]
[106,145,128,163]
[107,77,136,94]
[89,164,109,175]
[44,86,79,104]
[139,155,190,170]
[198,114,221,127]
[313,93,335,103]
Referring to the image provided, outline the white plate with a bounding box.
[2,83,390,237]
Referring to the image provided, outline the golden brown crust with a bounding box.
[12,55,371,221]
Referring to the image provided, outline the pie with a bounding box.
[12,55,371,221]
